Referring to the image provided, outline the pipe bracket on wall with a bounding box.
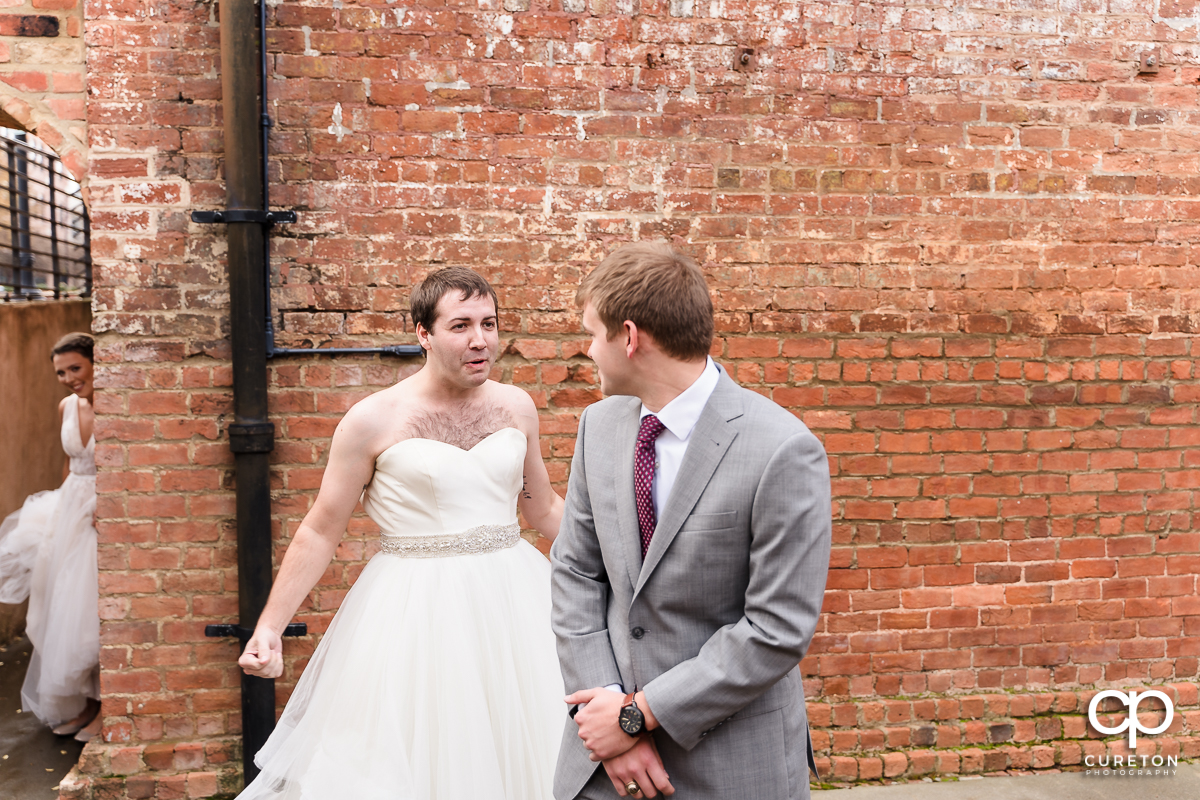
[227,421,275,453]
[191,209,297,226]
[205,622,308,642]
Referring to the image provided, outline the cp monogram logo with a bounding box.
[1087,689,1174,748]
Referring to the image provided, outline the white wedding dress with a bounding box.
[240,427,563,800]
[0,395,99,725]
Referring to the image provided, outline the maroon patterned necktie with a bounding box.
[635,414,666,559]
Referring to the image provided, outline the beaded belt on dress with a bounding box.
[378,521,521,558]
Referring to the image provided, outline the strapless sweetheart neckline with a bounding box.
[376,426,522,461]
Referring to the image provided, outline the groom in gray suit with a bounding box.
[550,242,832,799]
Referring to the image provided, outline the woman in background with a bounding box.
[0,332,100,741]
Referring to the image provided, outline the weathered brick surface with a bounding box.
[0,0,85,180]
[72,0,1200,796]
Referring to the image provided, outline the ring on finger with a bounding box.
[625,780,641,796]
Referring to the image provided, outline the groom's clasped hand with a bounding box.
[567,687,675,797]
[567,687,651,761]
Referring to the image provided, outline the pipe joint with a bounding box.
[228,421,275,453]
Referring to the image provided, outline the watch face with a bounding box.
[618,705,644,735]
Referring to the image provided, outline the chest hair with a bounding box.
[401,404,517,451]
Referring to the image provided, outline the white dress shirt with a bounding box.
[604,358,720,697]
[639,357,721,523]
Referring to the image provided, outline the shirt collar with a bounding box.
[639,357,720,442]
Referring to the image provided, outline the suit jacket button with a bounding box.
[631,627,645,639]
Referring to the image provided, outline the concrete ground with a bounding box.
[815,760,1200,800]
[0,636,84,800]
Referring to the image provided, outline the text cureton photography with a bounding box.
[1084,754,1179,777]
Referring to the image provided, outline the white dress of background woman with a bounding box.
[0,332,101,739]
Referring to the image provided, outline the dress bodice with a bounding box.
[362,427,525,538]
[62,397,95,477]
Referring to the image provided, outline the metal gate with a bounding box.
[0,130,91,301]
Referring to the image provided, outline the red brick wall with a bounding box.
[69,1,1200,796]
[0,0,85,182]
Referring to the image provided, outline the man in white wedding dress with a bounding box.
[551,242,832,799]
[235,267,566,799]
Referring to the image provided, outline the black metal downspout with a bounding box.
[216,0,277,785]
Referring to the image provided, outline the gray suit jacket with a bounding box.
[550,371,832,799]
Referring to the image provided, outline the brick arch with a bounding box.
[0,85,87,190]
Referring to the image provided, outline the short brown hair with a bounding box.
[410,267,498,335]
[577,242,713,361]
[51,331,94,362]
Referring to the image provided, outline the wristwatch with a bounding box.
[618,692,645,736]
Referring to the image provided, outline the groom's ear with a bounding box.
[623,320,640,358]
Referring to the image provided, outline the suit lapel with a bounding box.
[635,374,744,597]
[611,399,645,592]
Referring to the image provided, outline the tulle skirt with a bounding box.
[239,538,564,800]
[0,490,54,605]
[0,473,99,725]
